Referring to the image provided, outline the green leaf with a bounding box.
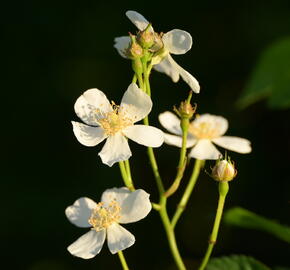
[237,37,290,109]
[224,207,290,244]
[207,255,270,270]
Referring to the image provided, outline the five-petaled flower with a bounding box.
[114,10,200,93]
[72,83,164,166]
[159,112,252,160]
[66,187,152,259]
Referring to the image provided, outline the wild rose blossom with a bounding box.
[114,10,200,93]
[66,187,152,259]
[72,83,164,166]
[159,112,251,160]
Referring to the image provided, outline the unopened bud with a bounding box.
[149,33,164,53]
[137,24,155,49]
[211,159,237,182]
[126,34,144,59]
[179,101,196,119]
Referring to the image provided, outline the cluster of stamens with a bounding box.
[88,200,121,231]
[189,120,221,139]
[96,102,133,136]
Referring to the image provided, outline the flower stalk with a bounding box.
[171,159,203,228]
[165,92,194,198]
[198,181,229,270]
[118,251,130,270]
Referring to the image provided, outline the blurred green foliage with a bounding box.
[237,37,290,109]
[207,255,270,270]
[224,207,290,244]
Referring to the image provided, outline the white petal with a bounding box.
[98,133,132,167]
[120,83,152,123]
[125,10,152,31]
[74,89,112,125]
[118,189,152,224]
[167,55,200,93]
[189,139,221,160]
[114,36,130,58]
[65,197,97,228]
[162,29,192,55]
[107,223,135,254]
[101,187,131,207]
[154,55,180,82]
[67,230,106,259]
[212,136,252,153]
[164,133,196,148]
[192,114,228,137]
[123,125,164,147]
[72,121,107,147]
[158,111,182,135]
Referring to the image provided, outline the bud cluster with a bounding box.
[125,23,164,61]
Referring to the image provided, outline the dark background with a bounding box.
[2,0,290,269]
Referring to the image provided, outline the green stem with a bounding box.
[198,182,229,270]
[171,159,203,228]
[132,74,137,83]
[119,161,135,191]
[118,251,130,270]
[165,92,193,198]
[159,196,186,270]
[164,121,188,197]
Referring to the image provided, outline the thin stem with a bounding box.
[171,159,203,228]
[132,74,137,83]
[165,92,193,198]
[124,160,133,188]
[118,251,130,270]
[119,161,135,191]
[159,197,186,270]
[198,182,229,270]
[164,123,188,197]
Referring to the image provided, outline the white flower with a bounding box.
[72,83,164,166]
[65,187,152,259]
[114,10,200,93]
[159,112,252,160]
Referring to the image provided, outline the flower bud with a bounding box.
[179,101,196,119]
[211,159,237,182]
[137,24,155,49]
[149,33,164,53]
[125,34,144,59]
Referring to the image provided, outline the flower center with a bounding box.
[188,121,221,139]
[96,103,133,136]
[88,200,121,231]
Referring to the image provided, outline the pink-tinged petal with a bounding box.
[107,223,135,254]
[67,230,106,259]
[65,197,97,228]
[98,133,132,167]
[120,83,152,123]
[162,29,192,55]
[72,121,107,147]
[212,136,252,153]
[74,89,112,125]
[189,139,221,160]
[123,125,164,147]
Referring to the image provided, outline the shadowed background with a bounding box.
[2,0,290,269]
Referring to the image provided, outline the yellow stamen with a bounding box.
[96,102,133,136]
[88,200,121,231]
[188,118,222,139]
